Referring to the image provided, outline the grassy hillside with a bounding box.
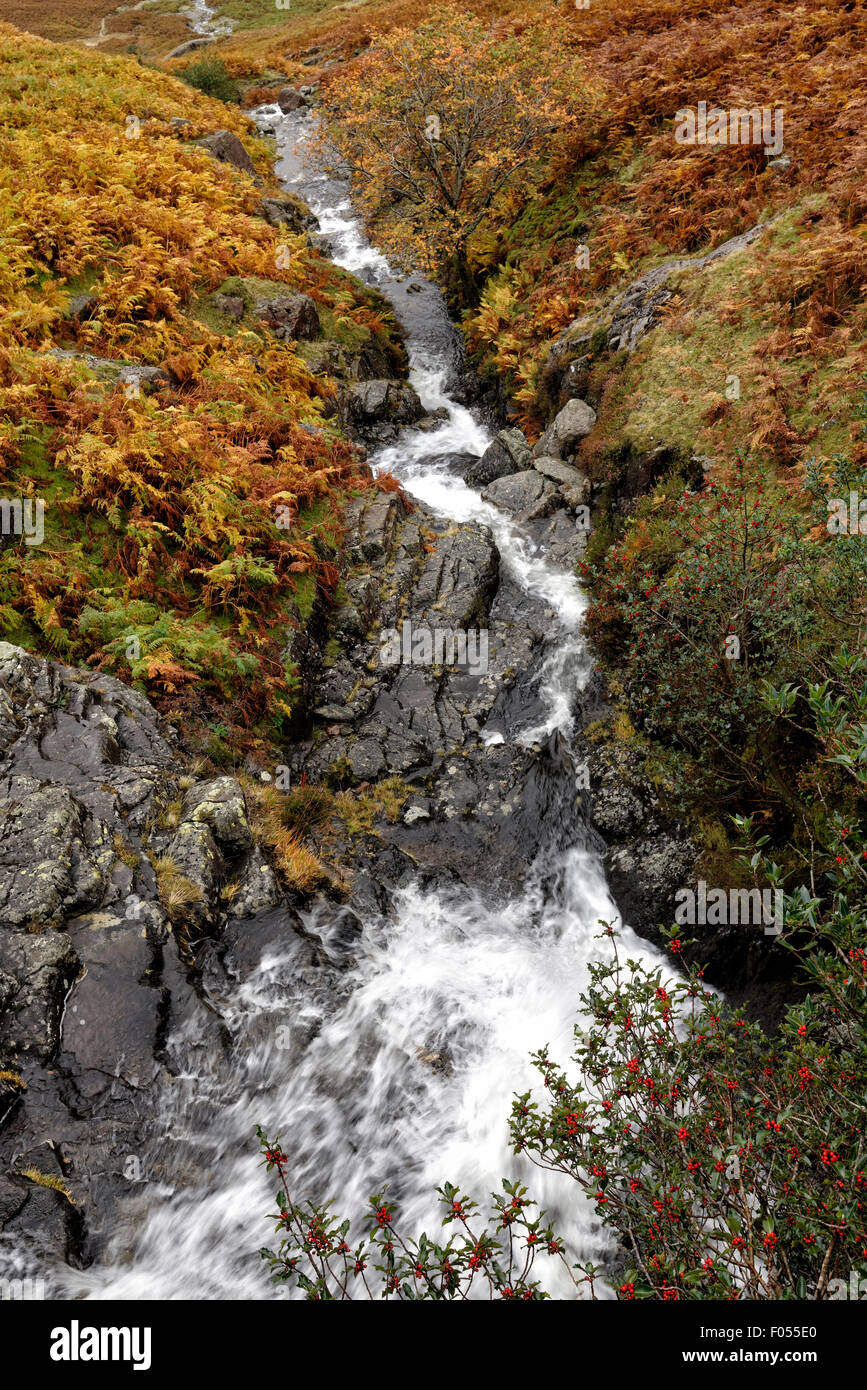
[1,0,193,55]
[221,0,866,451]
[0,23,401,759]
[184,0,867,465]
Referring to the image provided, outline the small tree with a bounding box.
[318,7,594,297]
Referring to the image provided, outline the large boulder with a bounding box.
[481,470,558,520]
[533,398,596,460]
[277,86,307,113]
[342,379,424,427]
[193,130,257,178]
[464,428,531,487]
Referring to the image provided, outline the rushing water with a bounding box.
[66,105,667,1301]
[185,0,236,42]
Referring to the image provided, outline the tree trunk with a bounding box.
[444,242,479,311]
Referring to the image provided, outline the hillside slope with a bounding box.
[0,23,406,763]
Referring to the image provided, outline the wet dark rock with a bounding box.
[336,379,424,443]
[62,913,161,1089]
[605,833,697,938]
[0,931,80,1060]
[347,739,387,781]
[277,86,307,113]
[463,427,531,486]
[288,489,586,899]
[415,408,451,432]
[482,470,558,520]
[0,642,310,1275]
[575,730,798,1026]
[0,782,104,931]
[258,195,319,233]
[428,451,479,475]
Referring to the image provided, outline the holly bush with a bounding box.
[256,1159,598,1300]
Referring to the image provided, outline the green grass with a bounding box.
[213,0,345,33]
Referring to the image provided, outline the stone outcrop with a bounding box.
[0,643,294,1278]
[541,221,774,410]
[605,222,772,354]
[288,489,582,893]
[336,379,425,443]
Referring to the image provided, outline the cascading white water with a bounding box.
[64,106,668,1301]
[185,0,236,41]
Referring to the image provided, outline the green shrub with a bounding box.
[179,58,238,104]
[179,57,239,104]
